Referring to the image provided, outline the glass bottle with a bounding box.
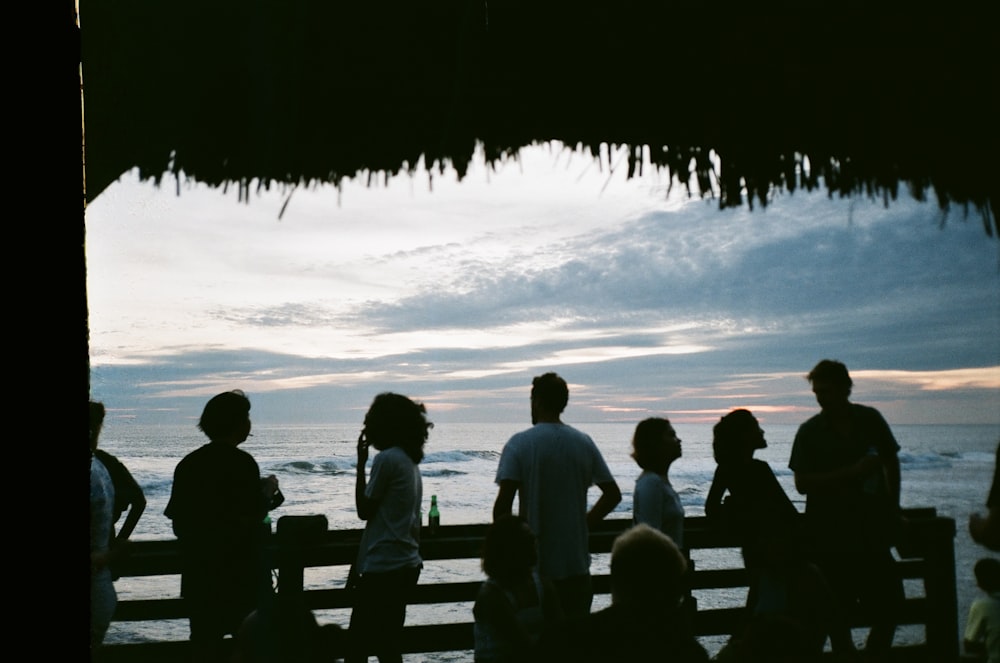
[428,494,440,533]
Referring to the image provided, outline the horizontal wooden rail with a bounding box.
[98,508,957,663]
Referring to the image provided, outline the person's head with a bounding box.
[610,523,687,612]
[530,372,569,423]
[712,409,766,465]
[89,400,106,451]
[362,392,432,464]
[974,557,1000,593]
[631,417,682,473]
[198,390,252,444]
[481,514,538,586]
[807,359,852,411]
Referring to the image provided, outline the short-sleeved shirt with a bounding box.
[91,454,115,562]
[633,470,684,550]
[965,593,1000,663]
[94,448,141,524]
[356,445,423,574]
[789,403,900,549]
[495,423,615,580]
[90,454,117,643]
[164,442,268,599]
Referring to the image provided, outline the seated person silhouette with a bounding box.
[474,514,563,663]
[540,523,708,662]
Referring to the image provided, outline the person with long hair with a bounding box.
[348,392,432,663]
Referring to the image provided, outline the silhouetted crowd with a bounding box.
[90,359,1000,663]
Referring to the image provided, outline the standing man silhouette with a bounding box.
[165,390,282,663]
[493,372,622,618]
[789,360,905,658]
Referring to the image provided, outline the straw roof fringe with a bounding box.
[81,1,996,234]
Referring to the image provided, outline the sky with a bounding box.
[85,142,1000,428]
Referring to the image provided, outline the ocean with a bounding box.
[99,420,1000,659]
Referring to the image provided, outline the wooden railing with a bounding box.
[97,508,958,663]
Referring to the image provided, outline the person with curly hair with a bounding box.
[348,392,432,663]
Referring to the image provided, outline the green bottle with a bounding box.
[428,495,440,533]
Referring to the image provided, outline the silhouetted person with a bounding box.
[631,417,685,550]
[789,360,905,659]
[474,514,563,663]
[713,612,822,663]
[232,601,347,663]
[964,557,1000,663]
[540,523,708,662]
[91,402,117,650]
[347,393,430,663]
[90,401,147,580]
[493,372,622,618]
[970,441,1000,552]
[705,410,804,626]
[165,390,282,663]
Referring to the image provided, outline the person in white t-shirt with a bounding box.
[348,392,431,663]
[965,557,1000,663]
[630,416,685,550]
[493,372,622,618]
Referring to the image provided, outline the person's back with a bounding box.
[500,422,607,578]
[493,373,622,618]
[164,390,281,662]
[706,410,799,571]
[965,558,1000,663]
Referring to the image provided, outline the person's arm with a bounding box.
[704,467,728,520]
[964,602,988,658]
[493,480,518,521]
[355,433,378,520]
[587,480,622,528]
[633,475,662,528]
[114,469,147,542]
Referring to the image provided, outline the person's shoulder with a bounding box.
[173,443,208,470]
[851,403,894,427]
[94,448,124,471]
[635,470,663,487]
[505,425,545,447]
[378,445,411,463]
[561,423,593,439]
[797,412,824,430]
[93,448,118,463]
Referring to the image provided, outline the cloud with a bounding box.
[86,146,999,427]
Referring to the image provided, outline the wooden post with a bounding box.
[276,515,328,597]
[919,516,959,663]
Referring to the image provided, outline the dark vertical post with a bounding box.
[276,515,328,598]
[920,516,959,663]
